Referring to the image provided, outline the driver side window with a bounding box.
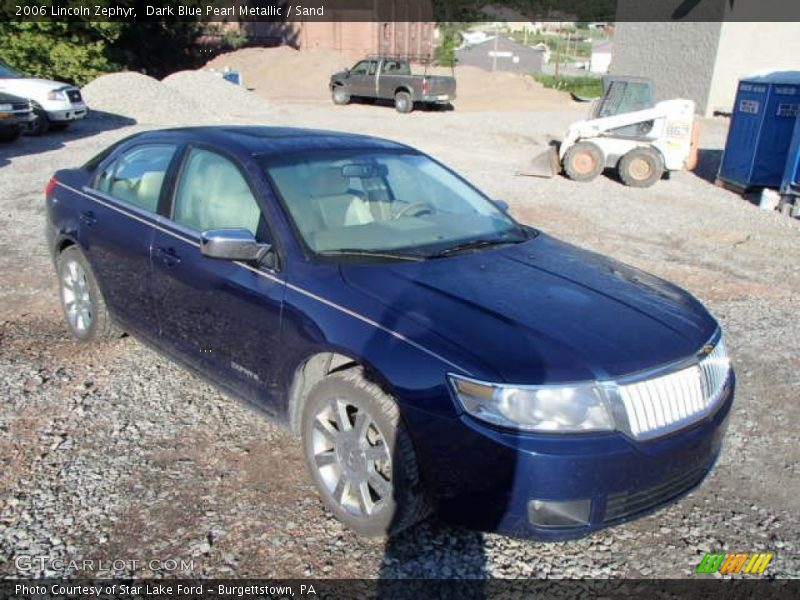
[172,148,262,236]
[351,61,370,75]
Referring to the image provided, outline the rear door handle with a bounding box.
[80,211,97,226]
[156,246,181,268]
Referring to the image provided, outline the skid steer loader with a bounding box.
[523,76,699,188]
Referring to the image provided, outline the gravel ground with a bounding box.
[0,70,798,579]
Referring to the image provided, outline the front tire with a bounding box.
[563,141,605,182]
[332,86,350,105]
[0,126,21,143]
[301,368,429,537]
[394,91,413,114]
[57,246,121,342]
[28,106,50,136]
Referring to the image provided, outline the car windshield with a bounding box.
[263,150,528,258]
[0,60,23,78]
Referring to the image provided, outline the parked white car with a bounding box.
[0,59,87,135]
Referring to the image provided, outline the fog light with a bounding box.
[527,499,591,528]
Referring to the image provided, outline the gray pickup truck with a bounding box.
[330,57,456,114]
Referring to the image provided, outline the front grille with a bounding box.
[617,338,730,440]
[604,458,712,522]
[66,89,82,103]
[11,102,29,111]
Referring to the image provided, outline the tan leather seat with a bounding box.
[310,167,373,229]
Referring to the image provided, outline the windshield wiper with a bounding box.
[428,237,524,259]
[318,248,425,262]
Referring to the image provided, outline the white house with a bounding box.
[590,40,613,74]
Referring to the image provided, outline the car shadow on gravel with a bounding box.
[378,520,489,583]
[0,110,136,168]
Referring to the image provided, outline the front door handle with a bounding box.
[156,246,181,268]
[80,211,97,226]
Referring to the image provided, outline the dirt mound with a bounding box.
[82,71,213,125]
[453,66,577,111]
[205,46,351,103]
[162,70,281,122]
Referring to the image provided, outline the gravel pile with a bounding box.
[162,70,281,123]
[82,72,213,125]
[82,70,282,127]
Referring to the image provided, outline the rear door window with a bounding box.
[95,144,177,213]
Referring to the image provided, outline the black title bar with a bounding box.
[1,0,800,23]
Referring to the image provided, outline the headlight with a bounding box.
[47,90,66,101]
[449,375,615,433]
[0,104,12,111]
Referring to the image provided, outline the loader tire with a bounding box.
[619,147,665,188]
[563,142,604,182]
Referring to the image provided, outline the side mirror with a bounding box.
[494,199,510,212]
[200,228,271,263]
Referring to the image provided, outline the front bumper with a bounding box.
[0,110,34,127]
[404,372,734,540]
[44,102,88,122]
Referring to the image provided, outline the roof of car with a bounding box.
[134,126,412,156]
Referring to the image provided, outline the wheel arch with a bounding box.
[287,350,393,437]
[394,86,413,97]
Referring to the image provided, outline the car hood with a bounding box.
[339,233,718,384]
[0,77,75,95]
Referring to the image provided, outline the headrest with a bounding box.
[311,167,350,197]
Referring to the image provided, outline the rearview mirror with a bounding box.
[494,199,510,212]
[200,229,271,263]
[341,163,376,178]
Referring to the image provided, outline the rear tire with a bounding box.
[619,146,665,188]
[57,246,121,342]
[563,141,605,182]
[301,368,430,537]
[332,86,350,105]
[394,91,413,114]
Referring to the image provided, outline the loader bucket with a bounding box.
[517,145,560,178]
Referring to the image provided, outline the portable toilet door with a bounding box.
[718,79,770,189]
[751,80,800,187]
[718,72,800,190]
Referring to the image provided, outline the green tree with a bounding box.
[435,22,465,67]
[0,22,121,86]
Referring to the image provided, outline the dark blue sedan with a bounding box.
[45,127,734,539]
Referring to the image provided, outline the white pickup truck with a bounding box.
[0,59,88,135]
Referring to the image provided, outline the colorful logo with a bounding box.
[696,552,774,575]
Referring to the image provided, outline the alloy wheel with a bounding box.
[311,397,393,517]
[61,260,93,334]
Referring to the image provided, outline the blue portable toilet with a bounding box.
[718,71,800,191]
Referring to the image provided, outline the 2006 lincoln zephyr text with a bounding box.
[45,126,734,539]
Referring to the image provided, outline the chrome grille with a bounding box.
[618,339,730,440]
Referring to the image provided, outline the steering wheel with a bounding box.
[394,202,437,219]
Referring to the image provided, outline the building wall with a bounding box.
[611,22,723,115]
[708,22,800,115]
